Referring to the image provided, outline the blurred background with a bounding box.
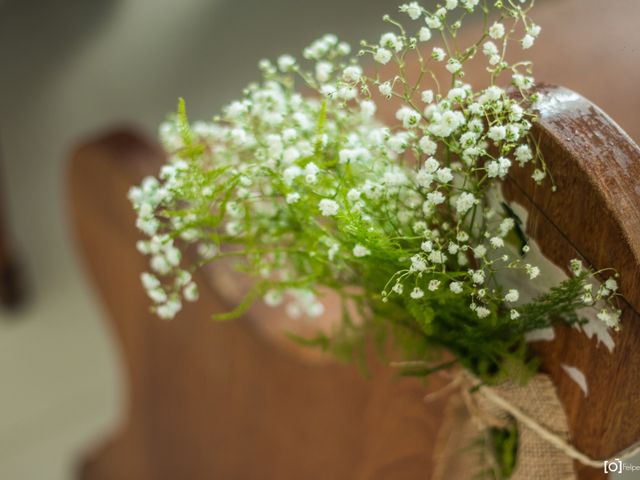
[0,0,397,477]
[0,0,639,478]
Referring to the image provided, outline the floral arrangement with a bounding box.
[128,0,621,385]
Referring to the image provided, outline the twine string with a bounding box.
[468,377,640,468]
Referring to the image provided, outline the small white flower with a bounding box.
[374,47,393,64]
[426,191,445,205]
[283,165,303,185]
[445,59,462,74]
[521,34,535,49]
[419,27,432,42]
[347,188,361,202]
[264,290,283,307]
[445,0,458,9]
[319,198,339,216]
[525,264,540,279]
[410,287,425,299]
[476,306,490,318]
[597,309,620,328]
[509,104,524,122]
[416,169,434,189]
[421,89,434,104]
[157,299,182,320]
[183,282,199,302]
[450,282,463,294]
[392,282,404,294]
[428,279,441,291]
[165,246,181,267]
[510,309,520,320]
[581,293,594,305]
[360,100,376,118]
[286,192,301,204]
[283,146,300,163]
[378,81,393,98]
[457,231,469,242]
[148,287,167,304]
[428,250,447,264]
[315,61,333,82]
[353,244,371,257]
[504,289,519,303]
[343,65,362,83]
[401,2,422,20]
[529,24,542,38]
[532,169,546,182]
[421,240,433,252]
[432,47,446,61]
[487,54,500,66]
[515,144,533,163]
[471,270,485,284]
[456,192,476,215]
[487,157,511,178]
[448,87,466,102]
[337,85,357,100]
[462,0,479,10]
[410,254,428,272]
[483,41,499,57]
[425,15,442,29]
[488,125,506,142]
[605,278,618,292]
[396,107,422,128]
[277,54,296,72]
[424,156,440,173]
[473,245,487,258]
[513,74,534,90]
[141,272,161,291]
[307,302,325,317]
[489,22,505,39]
[436,167,453,184]
[380,32,403,52]
[499,218,515,237]
[490,236,504,249]
[419,136,437,155]
[569,259,584,275]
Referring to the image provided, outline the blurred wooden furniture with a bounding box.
[69,130,451,479]
[68,1,640,478]
[0,147,24,309]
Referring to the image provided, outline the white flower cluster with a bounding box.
[129,0,621,338]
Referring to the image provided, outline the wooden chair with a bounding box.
[68,1,640,478]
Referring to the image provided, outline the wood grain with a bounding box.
[502,85,640,479]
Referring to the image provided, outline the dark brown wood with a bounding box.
[502,85,640,479]
[69,130,449,480]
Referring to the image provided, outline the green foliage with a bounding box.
[490,422,519,479]
[129,0,622,391]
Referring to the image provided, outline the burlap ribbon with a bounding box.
[431,373,577,480]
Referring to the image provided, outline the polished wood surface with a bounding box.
[503,85,640,480]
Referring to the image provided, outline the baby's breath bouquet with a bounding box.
[129,0,621,385]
